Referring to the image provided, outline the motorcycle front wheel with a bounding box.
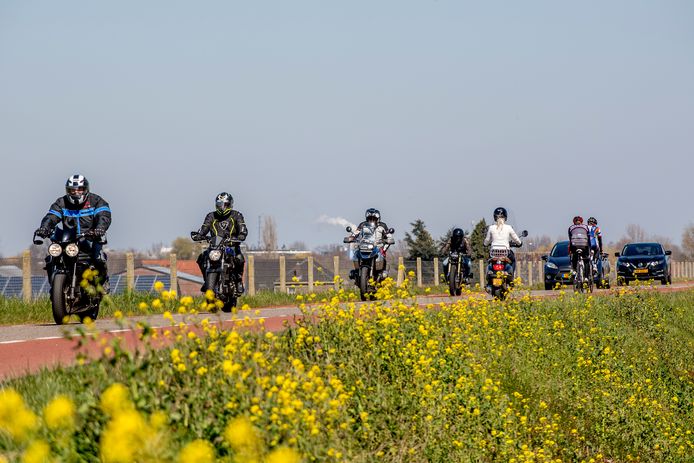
[50,273,69,325]
[448,262,461,296]
[359,267,371,301]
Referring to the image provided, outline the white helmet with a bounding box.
[65,174,89,205]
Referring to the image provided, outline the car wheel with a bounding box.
[544,282,553,291]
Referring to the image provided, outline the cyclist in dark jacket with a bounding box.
[568,216,591,275]
[34,174,112,291]
[192,192,248,293]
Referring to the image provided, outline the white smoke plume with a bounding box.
[317,214,357,230]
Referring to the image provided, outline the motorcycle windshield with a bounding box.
[55,225,78,243]
[209,235,225,248]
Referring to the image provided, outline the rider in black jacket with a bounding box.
[442,228,472,281]
[192,192,248,294]
[34,174,112,291]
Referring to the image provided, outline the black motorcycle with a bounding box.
[446,252,472,296]
[33,225,104,324]
[344,225,395,301]
[486,230,528,300]
[193,234,242,312]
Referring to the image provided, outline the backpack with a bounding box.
[569,224,589,247]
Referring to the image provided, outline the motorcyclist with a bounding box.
[442,228,472,282]
[192,192,247,294]
[568,216,591,276]
[347,208,394,280]
[588,217,602,272]
[483,207,522,275]
[34,174,112,292]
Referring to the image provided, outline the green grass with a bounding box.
[1,288,693,461]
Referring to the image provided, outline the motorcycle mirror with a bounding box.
[346,226,352,233]
[521,230,529,238]
[541,255,548,261]
[614,252,620,257]
[388,228,395,234]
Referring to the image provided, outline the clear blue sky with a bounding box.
[1,0,693,255]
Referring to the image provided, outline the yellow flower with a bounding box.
[100,383,132,416]
[265,447,302,463]
[138,302,149,310]
[224,416,261,459]
[151,299,163,309]
[21,440,51,463]
[114,310,123,320]
[43,395,76,431]
[154,281,165,292]
[100,409,164,463]
[0,388,38,441]
[178,439,215,463]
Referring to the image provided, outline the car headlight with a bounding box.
[209,250,222,261]
[648,261,662,267]
[65,243,79,257]
[618,261,631,268]
[48,243,62,257]
[546,262,558,270]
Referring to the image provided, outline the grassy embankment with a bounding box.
[1,277,693,462]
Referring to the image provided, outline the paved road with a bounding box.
[1,283,692,380]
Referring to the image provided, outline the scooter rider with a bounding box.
[34,174,112,292]
[442,228,472,282]
[568,216,591,276]
[192,192,247,294]
[483,207,522,275]
[348,208,394,280]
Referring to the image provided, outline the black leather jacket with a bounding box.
[197,210,247,242]
[39,193,112,235]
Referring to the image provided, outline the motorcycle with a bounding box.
[193,233,242,312]
[344,224,395,301]
[486,230,528,300]
[446,251,472,296]
[33,223,104,324]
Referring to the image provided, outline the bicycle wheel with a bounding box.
[574,261,584,293]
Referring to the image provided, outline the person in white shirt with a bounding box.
[484,206,522,274]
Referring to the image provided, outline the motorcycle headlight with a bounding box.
[48,243,62,257]
[546,262,558,270]
[65,243,79,257]
[209,250,222,261]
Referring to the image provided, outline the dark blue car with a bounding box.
[615,242,671,285]
[542,241,611,290]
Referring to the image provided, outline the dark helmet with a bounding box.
[215,192,233,214]
[493,207,507,221]
[65,174,89,205]
[573,216,584,224]
[365,208,380,222]
[451,228,465,246]
[587,217,597,225]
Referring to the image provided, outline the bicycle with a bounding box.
[573,248,593,293]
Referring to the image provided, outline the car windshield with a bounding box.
[550,242,569,257]
[622,244,662,256]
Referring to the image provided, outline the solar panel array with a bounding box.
[0,275,171,298]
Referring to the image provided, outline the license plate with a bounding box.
[634,269,648,274]
[562,273,571,279]
[492,278,503,286]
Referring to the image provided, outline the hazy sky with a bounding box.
[1,0,693,256]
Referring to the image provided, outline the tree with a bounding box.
[403,219,438,260]
[682,224,694,259]
[171,236,197,260]
[262,216,278,251]
[469,219,488,261]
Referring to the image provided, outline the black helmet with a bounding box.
[588,217,597,225]
[65,174,89,205]
[451,228,465,246]
[365,208,380,222]
[493,207,507,221]
[215,192,233,214]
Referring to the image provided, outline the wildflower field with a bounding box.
[1,280,693,462]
